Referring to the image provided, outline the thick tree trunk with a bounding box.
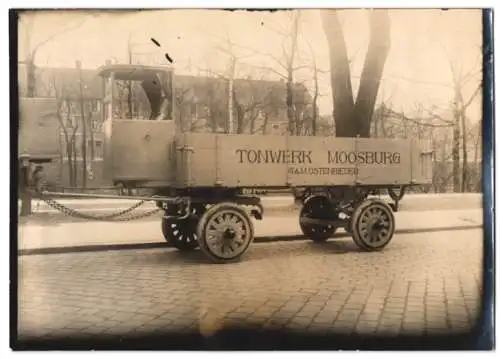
[321,9,391,138]
[452,121,461,193]
[67,146,74,186]
[62,130,74,187]
[19,164,32,217]
[473,130,480,192]
[312,104,317,136]
[19,56,35,214]
[354,10,391,137]
[321,10,355,137]
[262,114,269,135]
[71,139,78,187]
[229,59,237,134]
[127,81,133,118]
[232,88,244,134]
[286,75,295,135]
[76,63,87,189]
[312,67,319,136]
[286,11,300,136]
[250,112,256,134]
[460,113,468,192]
[26,59,37,98]
[80,108,87,189]
[372,109,379,137]
[89,127,95,161]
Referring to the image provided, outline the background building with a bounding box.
[17,62,321,189]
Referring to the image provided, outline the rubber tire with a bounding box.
[196,202,255,264]
[299,196,337,242]
[161,204,206,251]
[350,199,395,252]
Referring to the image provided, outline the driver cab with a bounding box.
[97,64,177,188]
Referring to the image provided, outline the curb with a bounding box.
[18,224,483,256]
[17,205,300,225]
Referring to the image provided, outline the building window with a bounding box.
[93,140,104,160]
[91,116,102,132]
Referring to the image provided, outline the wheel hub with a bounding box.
[368,216,383,229]
[197,204,254,262]
[368,217,384,239]
[222,228,237,240]
[350,201,395,250]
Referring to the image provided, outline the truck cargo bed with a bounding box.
[174,133,433,188]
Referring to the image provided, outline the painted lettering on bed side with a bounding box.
[236,149,313,164]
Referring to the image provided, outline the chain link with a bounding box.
[32,179,162,222]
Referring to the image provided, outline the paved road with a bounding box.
[18,228,483,342]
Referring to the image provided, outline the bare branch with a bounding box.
[281,39,289,66]
[291,64,311,72]
[196,67,227,79]
[212,38,263,63]
[251,47,289,71]
[461,83,482,111]
[263,17,291,38]
[29,17,89,59]
[241,63,287,79]
[385,108,454,128]
[460,67,482,86]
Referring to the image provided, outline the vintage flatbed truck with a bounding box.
[23,64,433,263]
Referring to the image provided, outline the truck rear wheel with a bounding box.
[161,204,206,251]
[350,199,395,251]
[299,195,337,242]
[196,202,254,263]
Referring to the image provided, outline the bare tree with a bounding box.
[321,9,391,138]
[285,11,301,135]
[471,122,482,191]
[238,11,309,135]
[207,34,264,133]
[126,33,134,118]
[199,74,228,133]
[419,46,482,193]
[232,79,279,135]
[47,61,100,188]
[49,75,79,187]
[448,62,481,192]
[305,38,320,136]
[174,86,197,132]
[19,12,90,97]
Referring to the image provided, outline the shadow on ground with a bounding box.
[13,326,489,350]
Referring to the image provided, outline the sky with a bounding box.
[18,9,483,121]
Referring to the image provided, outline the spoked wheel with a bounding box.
[299,196,337,242]
[350,199,395,251]
[161,203,208,251]
[196,203,254,264]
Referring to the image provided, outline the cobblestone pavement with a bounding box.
[17,228,483,341]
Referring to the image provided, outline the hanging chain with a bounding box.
[31,178,162,222]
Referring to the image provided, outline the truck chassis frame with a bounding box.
[33,183,407,264]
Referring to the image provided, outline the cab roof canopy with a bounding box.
[96,64,174,81]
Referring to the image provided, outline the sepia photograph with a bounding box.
[11,6,493,350]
